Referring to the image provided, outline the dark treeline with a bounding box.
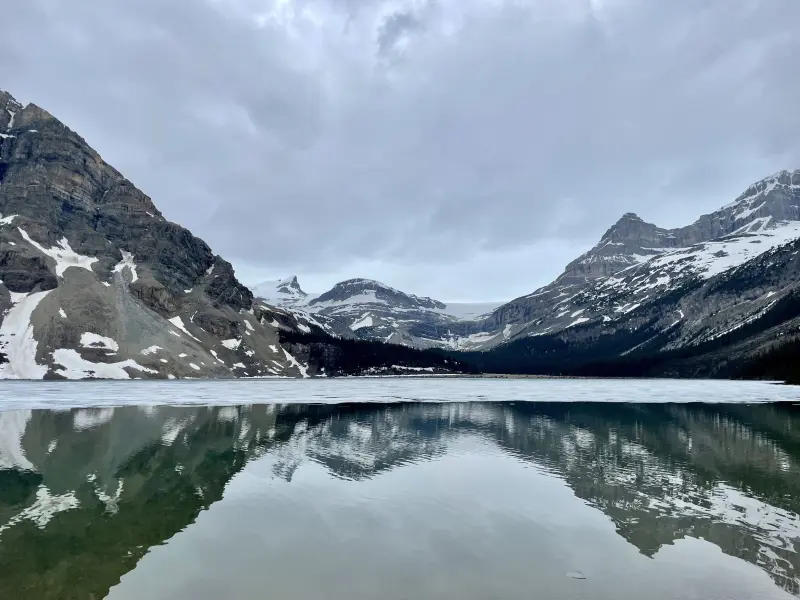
[278,329,478,376]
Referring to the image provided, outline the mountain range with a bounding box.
[2,87,799,380]
[251,168,800,379]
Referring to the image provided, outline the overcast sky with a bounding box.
[3,0,799,301]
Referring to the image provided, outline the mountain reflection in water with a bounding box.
[1,401,799,599]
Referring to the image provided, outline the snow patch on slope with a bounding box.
[80,332,119,352]
[112,251,138,283]
[18,229,97,277]
[0,291,52,379]
[52,349,157,380]
[168,316,201,342]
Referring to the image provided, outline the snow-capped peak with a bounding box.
[720,169,800,213]
[251,276,312,308]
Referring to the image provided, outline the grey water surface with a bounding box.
[1,379,799,599]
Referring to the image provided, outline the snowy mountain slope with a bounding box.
[472,234,800,379]
[452,169,800,350]
[0,89,357,379]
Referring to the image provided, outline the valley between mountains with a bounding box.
[2,88,799,381]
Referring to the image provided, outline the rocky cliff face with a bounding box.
[0,89,320,379]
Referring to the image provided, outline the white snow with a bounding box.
[391,365,435,372]
[59,308,67,319]
[112,251,139,283]
[168,316,201,342]
[184,288,193,294]
[734,200,766,222]
[436,302,502,320]
[0,486,79,537]
[350,313,374,331]
[566,317,590,328]
[94,479,124,514]
[639,221,800,283]
[80,332,119,352]
[140,345,162,356]
[51,349,157,380]
[503,324,513,339]
[161,419,187,445]
[232,362,246,369]
[307,291,386,312]
[206,264,215,276]
[269,345,278,353]
[282,347,309,378]
[8,291,27,304]
[297,323,311,333]
[18,228,97,277]
[221,338,241,350]
[443,330,500,350]
[189,363,201,371]
[0,214,16,225]
[5,109,15,131]
[0,290,52,379]
[0,410,34,470]
[73,408,115,430]
[244,319,254,332]
[178,353,187,358]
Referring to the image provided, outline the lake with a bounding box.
[1,379,799,599]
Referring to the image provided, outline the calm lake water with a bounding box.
[1,379,800,599]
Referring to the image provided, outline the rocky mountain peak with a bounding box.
[276,275,306,297]
[309,278,445,311]
[600,212,664,244]
[553,213,674,285]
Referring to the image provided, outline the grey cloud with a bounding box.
[2,0,799,300]
[377,10,423,56]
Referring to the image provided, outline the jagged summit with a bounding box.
[275,275,306,296]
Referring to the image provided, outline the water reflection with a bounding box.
[1,402,799,599]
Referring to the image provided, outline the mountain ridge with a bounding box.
[0,88,468,379]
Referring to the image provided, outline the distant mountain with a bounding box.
[465,169,800,348]
[0,89,465,379]
[251,276,502,348]
[251,276,314,308]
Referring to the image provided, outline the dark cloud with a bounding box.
[377,9,423,56]
[2,0,799,301]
